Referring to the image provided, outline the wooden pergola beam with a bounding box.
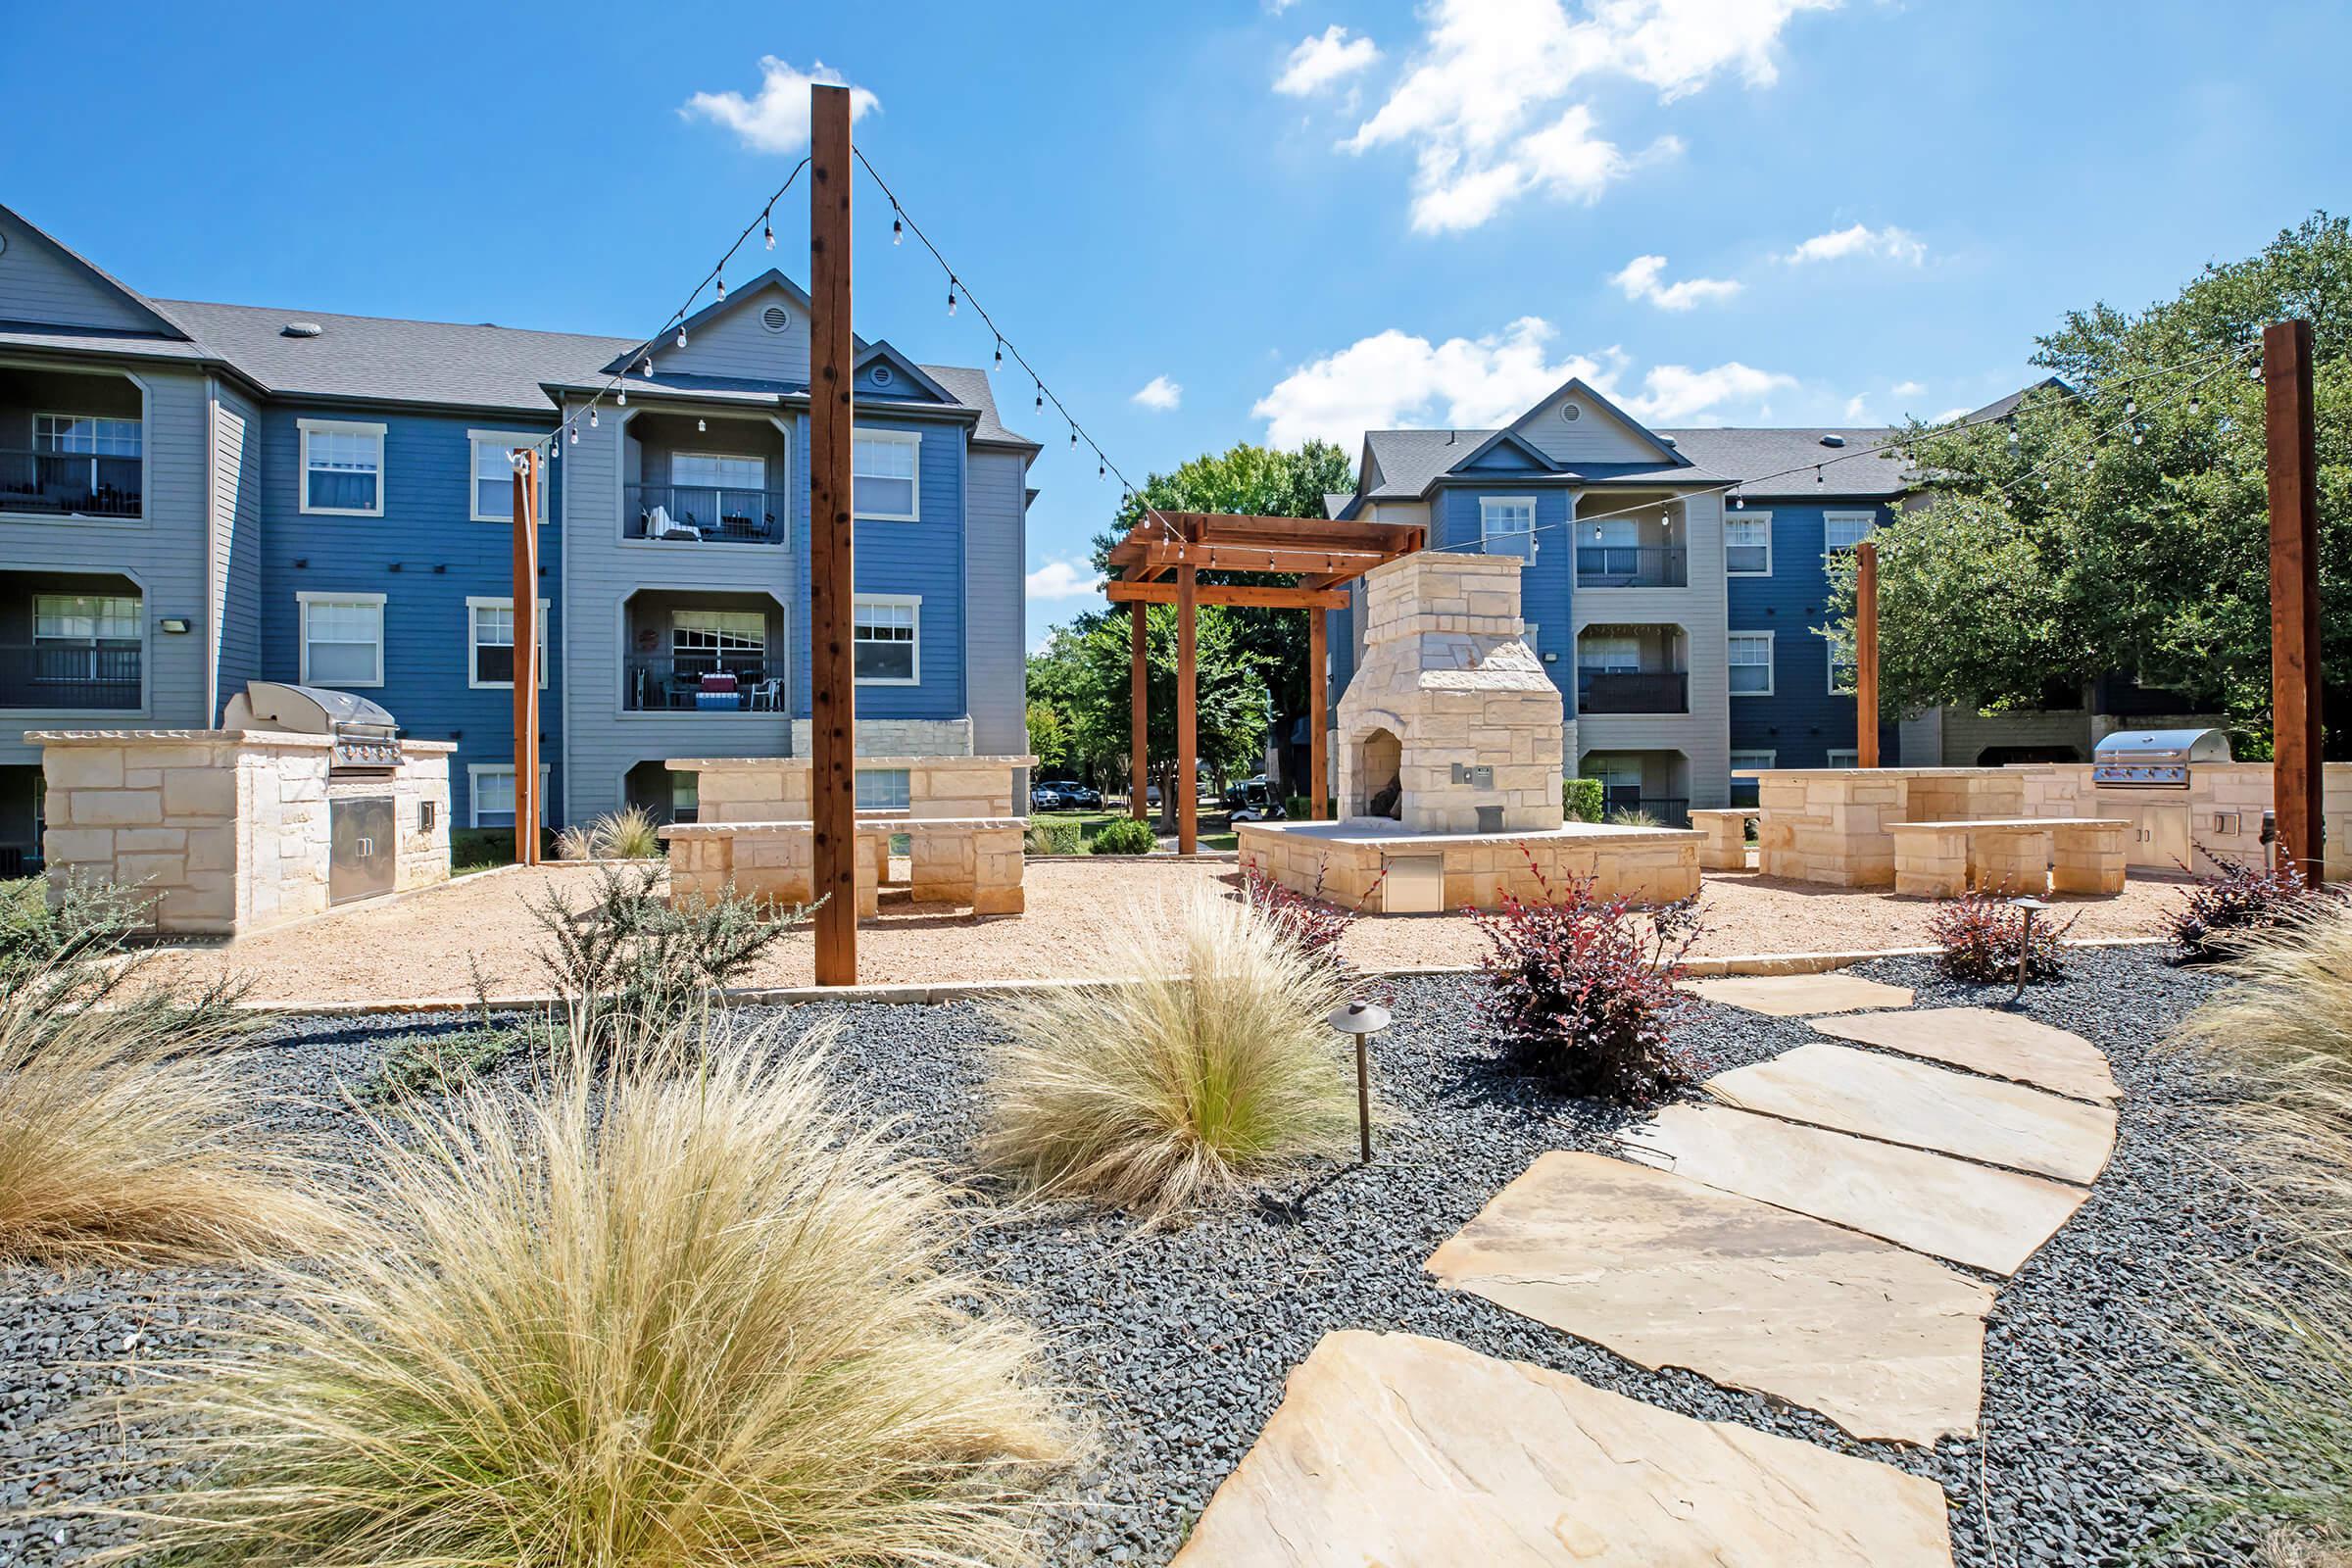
[1176,564,1198,855]
[1136,542,1396,576]
[1105,580,1348,610]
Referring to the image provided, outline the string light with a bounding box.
[892,207,904,244]
[675,325,687,348]
[993,338,1003,368]
[698,418,707,433]
[714,276,725,303]
[588,407,598,429]
[762,211,774,251]
[947,279,957,317]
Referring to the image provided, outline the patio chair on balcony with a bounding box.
[646,505,702,543]
[746,676,782,711]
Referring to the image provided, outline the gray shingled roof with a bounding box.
[1654,427,1913,498]
[1961,375,2070,424]
[1359,427,1739,499]
[921,363,1033,448]
[0,324,214,363]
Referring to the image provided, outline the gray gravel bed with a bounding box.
[1,946,2294,1566]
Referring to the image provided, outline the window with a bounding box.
[1725,513,1771,575]
[1827,749,1861,768]
[1479,496,1536,559]
[298,593,385,687]
[32,593,140,687]
[672,771,699,823]
[466,763,551,829]
[1729,750,1775,773]
[671,451,766,493]
[1824,512,1877,553]
[468,430,547,523]
[1830,641,1858,695]
[299,419,385,515]
[1577,634,1641,673]
[1728,631,1774,696]
[466,597,548,689]
[853,596,920,683]
[33,414,141,457]
[856,768,911,810]
[1729,749,1773,805]
[670,609,766,662]
[852,429,919,519]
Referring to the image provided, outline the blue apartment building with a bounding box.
[0,205,1036,866]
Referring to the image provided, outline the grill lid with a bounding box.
[223,681,397,738]
[2092,727,2231,765]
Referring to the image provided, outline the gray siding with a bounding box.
[0,215,161,334]
[964,448,1028,755]
[0,365,213,765]
[659,282,809,384]
[209,381,263,716]
[1518,388,1669,467]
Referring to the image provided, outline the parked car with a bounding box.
[1030,785,1068,810]
[1037,779,1101,808]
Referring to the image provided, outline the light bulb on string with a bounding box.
[993,339,1003,368]
[762,211,774,251]
[2187,396,2201,417]
[947,281,957,317]
[1069,426,1078,447]
[567,425,578,445]
[2125,399,2135,416]
[642,356,655,378]
[892,209,904,245]
[1733,492,1743,511]
[675,325,687,348]
[1034,383,1044,412]
[1815,466,1825,486]
[1098,461,1105,479]
[589,407,599,429]
[715,276,725,303]
[698,419,707,433]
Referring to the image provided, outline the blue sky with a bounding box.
[5,1,2344,654]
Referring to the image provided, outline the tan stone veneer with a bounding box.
[31,728,453,937]
[659,816,1024,918]
[665,755,1037,822]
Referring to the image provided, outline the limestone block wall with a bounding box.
[671,755,1037,824]
[1236,821,1698,912]
[1755,768,2026,888]
[31,730,452,936]
[2019,761,2352,876]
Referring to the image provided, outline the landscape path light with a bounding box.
[2006,895,2051,1005]
[1326,999,1390,1165]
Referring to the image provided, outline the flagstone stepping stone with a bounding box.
[1810,1005,2121,1103]
[1616,1102,2092,1275]
[1705,1043,2118,1186]
[1684,971,1915,1016]
[1426,1152,1992,1445]
[1171,1330,1955,1567]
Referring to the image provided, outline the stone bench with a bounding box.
[1688,808,1759,871]
[1887,817,2129,900]
[659,815,1025,917]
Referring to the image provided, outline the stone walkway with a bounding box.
[1177,975,2122,1565]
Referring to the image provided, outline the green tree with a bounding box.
[1024,700,1072,772]
[1830,214,2350,753]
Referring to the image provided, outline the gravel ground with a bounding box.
[1,946,2294,1566]
[135,857,2180,1004]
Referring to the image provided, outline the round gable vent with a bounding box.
[868,363,895,389]
[281,320,323,338]
[1560,402,1583,421]
[760,305,789,333]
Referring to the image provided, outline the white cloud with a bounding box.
[681,57,877,154]
[1784,222,1927,266]
[1250,314,1791,446]
[1843,393,1873,422]
[1130,374,1183,412]
[1933,406,1973,424]
[1890,378,1927,398]
[1277,24,1382,95]
[1025,561,1103,601]
[1343,0,1833,230]
[1609,253,1742,310]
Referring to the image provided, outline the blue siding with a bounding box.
[1434,483,1574,710]
[253,407,563,826]
[1724,500,1898,767]
[788,412,968,723]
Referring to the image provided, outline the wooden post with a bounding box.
[1308,606,1329,818]
[1176,564,1198,855]
[1129,601,1149,820]
[510,447,540,864]
[808,83,858,982]
[2266,318,2324,884]
[1855,538,1880,768]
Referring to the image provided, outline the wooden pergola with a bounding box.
[1104,510,1423,852]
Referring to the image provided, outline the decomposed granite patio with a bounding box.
[1682,971,1917,1016]
[1425,1152,1995,1446]
[1809,1005,2122,1103]
[1169,1332,1955,1568]
[1614,1102,2093,1276]
[1704,1042,2119,1186]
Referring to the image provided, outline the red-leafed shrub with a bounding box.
[1467,857,1702,1105]
[1239,858,1384,973]
[2169,844,2344,964]
[1927,888,2080,983]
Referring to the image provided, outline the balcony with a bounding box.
[1600,787,1690,826]
[1575,545,1686,588]
[0,640,141,710]
[625,483,788,544]
[1577,670,1690,714]
[625,654,785,713]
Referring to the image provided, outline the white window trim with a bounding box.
[1727,629,1775,698]
[1724,510,1773,576]
[1729,750,1777,772]
[465,595,551,690]
[1823,510,1878,555]
[466,762,551,830]
[467,429,549,524]
[296,590,387,688]
[297,417,387,517]
[853,592,921,686]
[1479,494,1539,556]
[1826,749,1861,769]
[32,412,143,455]
[852,427,921,521]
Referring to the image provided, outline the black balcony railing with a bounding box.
[0,641,141,710]
[1577,670,1690,714]
[0,449,142,518]
[1600,787,1690,826]
[625,654,784,712]
[626,484,787,544]
[1575,545,1686,587]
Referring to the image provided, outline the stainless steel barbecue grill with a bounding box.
[2090,727,2231,789]
[222,681,403,775]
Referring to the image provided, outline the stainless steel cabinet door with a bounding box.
[330,795,397,906]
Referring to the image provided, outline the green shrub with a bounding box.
[368,1016,564,1102]
[1603,806,1661,828]
[980,888,1360,1221]
[1090,817,1159,856]
[527,863,801,1046]
[1025,818,1085,856]
[1564,777,1606,823]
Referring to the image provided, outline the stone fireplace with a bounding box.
[1336,552,1564,834]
